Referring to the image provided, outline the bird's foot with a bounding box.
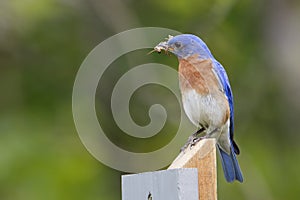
[180,135,206,152]
[180,128,206,153]
[180,135,194,152]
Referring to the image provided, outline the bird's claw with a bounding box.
[190,136,205,147]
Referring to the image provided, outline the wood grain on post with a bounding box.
[168,138,217,200]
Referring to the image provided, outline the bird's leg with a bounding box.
[180,127,205,152]
[192,127,205,137]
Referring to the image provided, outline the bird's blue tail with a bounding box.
[217,144,243,183]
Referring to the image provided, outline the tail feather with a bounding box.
[217,145,243,183]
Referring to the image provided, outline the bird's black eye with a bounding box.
[174,42,182,48]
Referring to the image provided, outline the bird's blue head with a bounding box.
[154,34,214,59]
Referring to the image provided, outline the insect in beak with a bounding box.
[147,41,168,55]
[147,35,173,55]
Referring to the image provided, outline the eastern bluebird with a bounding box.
[154,34,243,183]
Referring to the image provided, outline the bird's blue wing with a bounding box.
[212,60,234,141]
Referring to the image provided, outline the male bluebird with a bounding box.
[154,34,243,183]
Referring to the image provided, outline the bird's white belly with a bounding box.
[182,89,227,128]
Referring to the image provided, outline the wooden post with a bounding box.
[168,138,217,200]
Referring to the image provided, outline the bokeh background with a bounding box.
[1,0,300,199]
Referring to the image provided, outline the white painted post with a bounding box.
[122,168,199,200]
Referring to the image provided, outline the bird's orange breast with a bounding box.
[178,55,221,95]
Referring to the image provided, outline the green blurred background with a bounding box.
[1,0,300,199]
